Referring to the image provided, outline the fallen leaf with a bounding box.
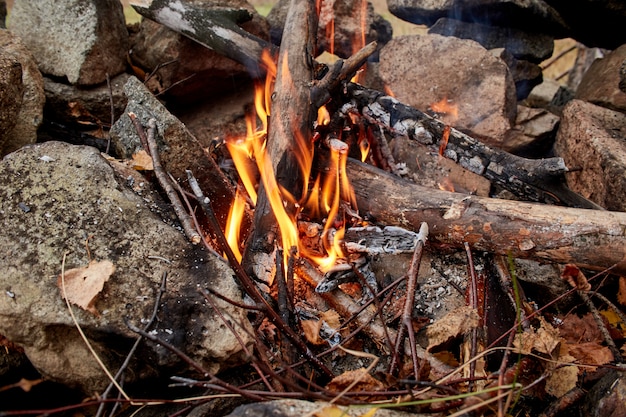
[561,264,591,291]
[320,310,341,330]
[567,342,613,371]
[559,313,604,344]
[617,276,626,306]
[426,305,479,351]
[545,344,578,397]
[513,316,562,356]
[130,149,153,171]
[545,363,578,397]
[301,319,325,345]
[326,368,385,393]
[57,260,115,316]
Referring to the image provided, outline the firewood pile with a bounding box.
[2,0,626,416]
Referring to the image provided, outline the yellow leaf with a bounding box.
[131,149,154,171]
[58,260,115,316]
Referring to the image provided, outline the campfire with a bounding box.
[3,0,626,415]
[121,0,626,414]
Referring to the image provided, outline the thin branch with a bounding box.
[186,169,335,379]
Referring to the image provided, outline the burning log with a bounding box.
[347,158,626,274]
[129,0,276,77]
[343,83,600,209]
[241,0,318,282]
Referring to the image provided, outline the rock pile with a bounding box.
[1,0,626,415]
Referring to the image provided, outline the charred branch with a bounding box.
[242,0,318,280]
[344,83,600,209]
[347,158,626,274]
[129,0,276,78]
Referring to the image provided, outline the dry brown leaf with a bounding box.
[57,260,115,316]
[545,363,578,397]
[325,368,385,393]
[543,343,578,397]
[561,264,591,291]
[567,342,613,371]
[513,316,562,356]
[426,305,479,351]
[617,276,626,306]
[320,309,341,330]
[559,313,604,344]
[301,319,325,345]
[130,149,154,171]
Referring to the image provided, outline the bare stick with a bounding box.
[95,272,168,417]
[390,222,428,377]
[143,119,201,244]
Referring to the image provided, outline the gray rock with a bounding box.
[8,0,128,86]
[429,17,553,63]
[379,34,517,147]
[503,105,559,155]
[0,141,253,393]
[267,0,392,59]
[387,0,568,39]
[43,72,130,127]
[555,100,626,211]
[576,44,626,113]
[110,76,238,228]
[0,56,23,144]
[128,1,269,103]
[225,399,426,417]
[524,78,574,116]
[0,30,45,157]
[387,0,626,50]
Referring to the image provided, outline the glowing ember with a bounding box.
[431,97,459,121]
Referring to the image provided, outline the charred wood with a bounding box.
[242,0,317,282]
[129,0,275,78]
[343,83,600,209]
[347,158,626,274]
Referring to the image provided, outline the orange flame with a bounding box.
[431,97,459,121]
[225,47,357,274]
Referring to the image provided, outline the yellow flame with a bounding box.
[225,189,246,262]
[224,47,359,274]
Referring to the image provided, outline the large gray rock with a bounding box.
[387,0,626,49]
[555,100,626,212]
[387,0,568,39]
[0,141,253,393]
[379,34,517,147]
[224,399,427,417]
[0,56,23,144]
[110,76,238,227]
[576,44,626,113]
[8,0,128,86]
[0,30,45,157]
[429,17,553,63]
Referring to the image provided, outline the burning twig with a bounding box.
[389,222,428,378]
[186,169,335,379]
